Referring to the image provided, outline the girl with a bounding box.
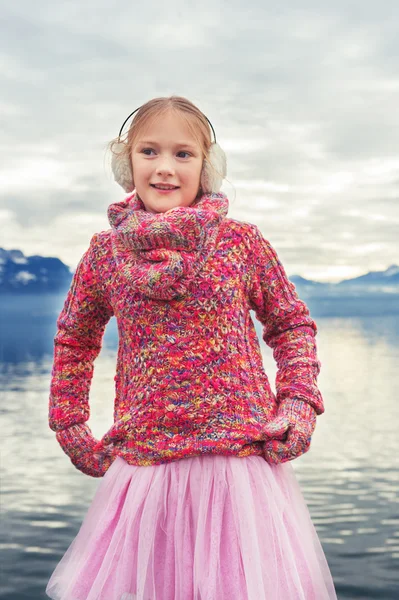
[45,95,338,599]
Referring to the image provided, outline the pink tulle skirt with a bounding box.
[45,453,337,600]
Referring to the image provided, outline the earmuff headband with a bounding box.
[118,106,217,144]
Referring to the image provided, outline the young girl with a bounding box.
[45,95,338,600]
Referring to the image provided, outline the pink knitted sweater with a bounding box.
[48,190,324,476]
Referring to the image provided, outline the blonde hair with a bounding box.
[106,95,232,194]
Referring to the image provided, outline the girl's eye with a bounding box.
[141,148,191,158]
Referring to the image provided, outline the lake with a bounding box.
[0,295,398,599]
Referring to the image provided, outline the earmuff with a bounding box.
[111,106,227,194]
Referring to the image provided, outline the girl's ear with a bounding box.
[111,142,135,192]
[200,143,227,194]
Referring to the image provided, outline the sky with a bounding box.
[1,0,398,283]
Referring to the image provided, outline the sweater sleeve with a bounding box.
[247,225,324,415]
[48,233,114,432]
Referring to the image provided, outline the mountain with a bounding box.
[290,265,399,294]
[0,247,398,295]
[0,248,72,293]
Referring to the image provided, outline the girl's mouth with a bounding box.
[150,184,180,194]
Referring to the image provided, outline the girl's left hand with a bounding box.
[262,399,317,464]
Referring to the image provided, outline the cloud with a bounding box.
[1,0,398,282]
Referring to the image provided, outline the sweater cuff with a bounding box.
[278,398,317,423]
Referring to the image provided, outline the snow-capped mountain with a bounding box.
[0,247,72,293]
[290,264,399,294]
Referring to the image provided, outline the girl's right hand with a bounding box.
[56,422,117,477]
[94,413,134,452]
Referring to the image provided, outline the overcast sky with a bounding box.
[1,0,398,282]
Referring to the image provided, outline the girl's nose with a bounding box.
[156,156,175,175]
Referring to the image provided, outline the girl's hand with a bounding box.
[95,412,134,450]
[56,422,117,477]
[262,399,317,464]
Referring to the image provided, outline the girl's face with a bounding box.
[130,111,204,214]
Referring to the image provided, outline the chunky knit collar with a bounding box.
[107,190,229,300]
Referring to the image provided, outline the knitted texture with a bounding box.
[262,399,317,464]
[48,190,324,476]
[107,191,228,300]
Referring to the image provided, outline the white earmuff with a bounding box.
[111,141,227,195]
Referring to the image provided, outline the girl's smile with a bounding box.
[150,186,179,194]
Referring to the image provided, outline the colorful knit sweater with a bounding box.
[48,190,324,476]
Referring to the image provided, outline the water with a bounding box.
[0,296,398,599]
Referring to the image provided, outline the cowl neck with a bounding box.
[107,190,229,300]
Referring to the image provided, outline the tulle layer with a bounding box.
[46,454,337,600]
